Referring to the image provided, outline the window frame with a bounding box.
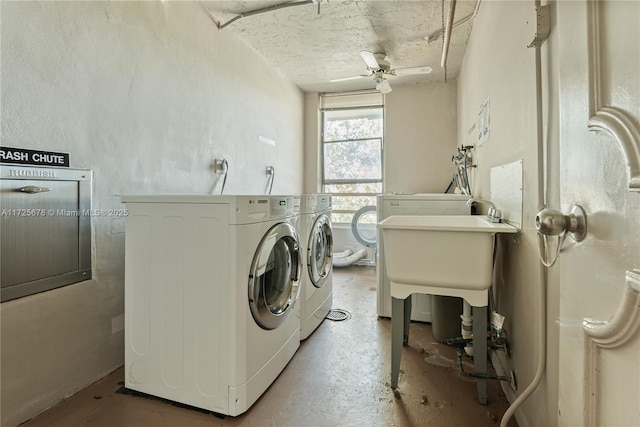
[320,104,384,224]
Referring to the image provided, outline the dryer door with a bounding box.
[249,222,302,330]
[307,213,333,288]
[351,205,377,247]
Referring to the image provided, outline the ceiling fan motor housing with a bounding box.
[373,53,391,73]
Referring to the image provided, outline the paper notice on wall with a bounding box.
[477,97,490,146]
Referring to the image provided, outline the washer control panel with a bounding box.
[271,196,299,218]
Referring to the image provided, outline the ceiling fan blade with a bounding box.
[360,51,380,69]
[330,75,366,83]
[391,65,433,76]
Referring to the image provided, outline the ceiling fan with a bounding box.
[330,51,433,94]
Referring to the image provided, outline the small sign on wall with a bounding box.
[0,146,70,167]
[259,135,276,146]
[477,97,490,146]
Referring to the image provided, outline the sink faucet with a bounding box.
[466,198,502,223]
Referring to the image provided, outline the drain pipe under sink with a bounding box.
[461,300,474,356]
[500,1,548,425]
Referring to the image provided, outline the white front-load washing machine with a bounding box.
[121,194,302,416]
[299,194,333,340]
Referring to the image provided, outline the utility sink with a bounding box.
[378,215,517,305]
[379,214,518,401]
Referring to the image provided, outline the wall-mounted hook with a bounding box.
[214,159,228,174]
[265,166,275,194]
[212,159,229,194]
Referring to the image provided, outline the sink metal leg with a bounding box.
[403,296,412,346]
[391,296,406,389]
[473,305,488,405]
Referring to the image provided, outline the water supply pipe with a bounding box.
[441,0,457,69]
[500,2,549,426]
[456,347,512,381]
[216,0,315,29]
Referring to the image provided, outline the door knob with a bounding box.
[535,204,587,267]
[535,205,587,242]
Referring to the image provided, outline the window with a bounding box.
[321,93,383,224]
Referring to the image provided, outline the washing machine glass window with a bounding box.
[249,222,302,330]
[308,214,333,288]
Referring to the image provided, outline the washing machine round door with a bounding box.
[249,222,302,330]
[308,214,333,288]
[351,205,377,247]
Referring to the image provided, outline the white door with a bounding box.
[556,1,640,425]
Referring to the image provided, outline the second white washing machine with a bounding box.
[122,194,302,416]
[299,194,333,340]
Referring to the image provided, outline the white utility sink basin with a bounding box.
[378,215,517,305]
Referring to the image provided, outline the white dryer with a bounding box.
[299,194,333,340]
[376,193,470,321]
[122,194,302,416]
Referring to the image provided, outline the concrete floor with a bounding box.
[22,266,516,427]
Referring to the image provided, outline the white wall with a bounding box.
[457,2,556,426]
[0,2,303,426]
[384,82,458,194]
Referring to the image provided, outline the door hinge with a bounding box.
[528,4,551,48]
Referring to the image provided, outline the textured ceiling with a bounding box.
[202,0,479,93]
